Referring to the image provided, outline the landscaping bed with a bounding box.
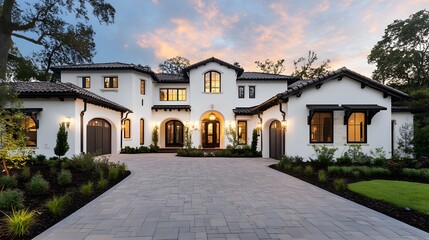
[0,154,130,240]
[270,163,429,233]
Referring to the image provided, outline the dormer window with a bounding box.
[204,71,221,93]
[104,76,118,88]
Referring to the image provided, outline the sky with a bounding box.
[17,0,429,77]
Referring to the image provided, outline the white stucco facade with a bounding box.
[15,58,414,159]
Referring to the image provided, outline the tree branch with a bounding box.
[11,33,43,45]
[11,0,60,31]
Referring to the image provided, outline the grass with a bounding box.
[348,180,429,215]
[46,194,70,216]
[3,208,36,237]
[80,182,93,196]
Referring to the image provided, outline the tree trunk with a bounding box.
[2,158,10,176]
[0,31,13,81]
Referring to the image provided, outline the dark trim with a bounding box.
[183,57,244,77]
[151,105,191,111]
[307,105,343,124]
[346,112,367,143]
[238,86,245,98]
[342,104,386,125]
[204,71,221,93]
[165,120,184,147]
[140,79,145,95]
[140,118,144,145]
[104,76,118,88]
[82,76,91,88]
[80,101,87,153]
[123,119,131,139]
[309,111,334,144]
[249,86,255,99]
[237,120,247,145]
[159,88,187,101]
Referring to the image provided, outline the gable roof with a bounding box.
[12,81,132,113]
[182,57,244,77]
[237,72,299,83]
[51,62,159,81]
[155,73,189,83]
[234,67,410,115]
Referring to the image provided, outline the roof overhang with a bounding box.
[342,104,387,125]
[151,105,191,112]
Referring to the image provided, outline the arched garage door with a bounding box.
[87,118,111,154]
[269,120,284,159]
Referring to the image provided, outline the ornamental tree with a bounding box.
[54,122,69,159]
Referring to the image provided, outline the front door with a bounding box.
[269,120,284,159]
[87,118,111,155]
[203,121,220,148]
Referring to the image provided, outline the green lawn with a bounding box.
[348,180,429,215]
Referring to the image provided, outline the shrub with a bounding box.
[369,148,386,167]
[54,122,70,159]
[333,179,347,191]
[108,166,120,181]
[26,174,50,195]
[336,155,352,166]
[352,170,360,178]
[402,168,422,178]
[177,148,204,157]
[0,189,24,211]
[63,153,96,172]
[345,145,367,165]
[80,182,93,196]
[312,145,337,169]
[421,169,429,180]
[57,169,72,186]
[304,166,314,176]
[354,166,372,177]
[292,165,302,173]
[340,166,353,177]
[318,170,327,182]
[46,194,70,216]
[327,166,341,175]
[3,208,36,237]
[251,129,259,153]
[97,177,108,189]
[0,175,17,189]
[118,163,127,175]
[20,166,31,180]
[371,167,391,176]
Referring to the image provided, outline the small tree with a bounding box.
[251,129,259,153]
[397,123,414,158]
[225,124,239,149]
[152,125,159,147]
[54,123,69,159]
[183,123,197,150]
[255,59,285,74]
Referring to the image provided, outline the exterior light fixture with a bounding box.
[209,112,216,121]
[281,119,287,131]
[256,122,262,130]
[64,117,71,128]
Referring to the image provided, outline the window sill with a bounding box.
[124,138,132,141]
[307,143,334,146]
[100,89,118,92]
[202,92,223,94]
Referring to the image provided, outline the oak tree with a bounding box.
[158,56,190,75]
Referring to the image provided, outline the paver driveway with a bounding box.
[35,153,429,240]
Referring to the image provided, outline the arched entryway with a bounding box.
[165,120,184,147]
[87,118,111,154]
[269,120,284,159]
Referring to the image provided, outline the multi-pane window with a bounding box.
[124,119,131,139]
[347,112,366,143]
[249,86,255,98]
[104,76,118,88]
[160,88,187,101]
[204,71,221,93]
[238,86,245,98]
[165,120,184,147]
[310,112,333,143]
[82,77,91,88]
[140,118,144,145]
[140,80,145,95]
[24,117,37,147]
[237,121,247,145]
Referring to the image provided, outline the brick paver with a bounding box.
[35,153,429,240]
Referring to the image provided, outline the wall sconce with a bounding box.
[281,119,287,131]
[121,124,125,129]
[64,117,71,128]
[209,112,216,121]
[256,122,262,130]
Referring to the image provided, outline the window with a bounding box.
[160,88,187,101]
[140,80,145,95]
[238,86,245,98]
[249,86,255,98]
[310,112,333,143]
[347,112,367,143]
[204,71,221,93]
[165,120,184,147]
[140,118,144,145]
[124,119,130,139]
[82,77,91,88]
[24,117,37,147]
[104,76,118,88]
[237,121,247,145]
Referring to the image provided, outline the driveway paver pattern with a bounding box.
[35,153,429,240]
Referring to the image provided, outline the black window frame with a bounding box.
[237,120,247,145]
[249,86,256,98]
[140,80,145,95]
[124,119,131,139]
[159,88,187,101]
[309,111,334,143]
[24,116,37,147]
[238,86,245,98]
[204,71,221,93]
[104,76,118,88]
[165,120,184,147]
[347,112,367,143]
[82,76,91,88]
[140,118,144,145]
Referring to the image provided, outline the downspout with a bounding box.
[80,101,87,153]
[258,112,263,153]
[278,100,286,155]
[120,111,131,150]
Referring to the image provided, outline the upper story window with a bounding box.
[140,80,145,95]
[204,71,221,93]
[249,86,255,98]
[310,112,333,143]
[104,76,118,88]
[82,77,91,88]
[347,112,367,143]
[237,121,247,145]
[124,119,131,139]
[238,86,245,98]
[160,88,187,101]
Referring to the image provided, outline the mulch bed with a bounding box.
[0,163,130,240]
[269,164,429,233]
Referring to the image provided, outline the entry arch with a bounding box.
[87,118,111,154]
[269,120,284,159]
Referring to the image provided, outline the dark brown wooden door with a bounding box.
[203,121,220,148]
[269,120,284,159]
[87,119,111,154]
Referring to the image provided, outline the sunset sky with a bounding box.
[17,0,429,77]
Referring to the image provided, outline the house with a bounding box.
[12,57,413,159]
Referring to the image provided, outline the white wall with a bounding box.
[236,80,288,107]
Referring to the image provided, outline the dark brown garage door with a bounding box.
[87,118,111,155]
[269,120,284,159]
